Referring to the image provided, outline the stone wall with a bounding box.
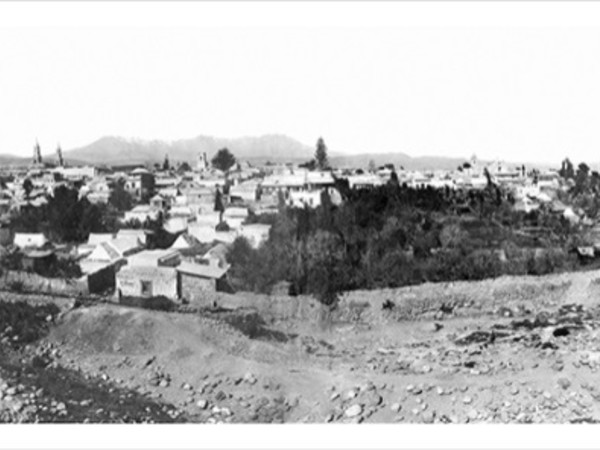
[180,274,217,307]
[0,271,88,296]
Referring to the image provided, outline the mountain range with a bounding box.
[0,134,556,171]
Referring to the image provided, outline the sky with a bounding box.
[2,2,600,165]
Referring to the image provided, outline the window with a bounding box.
[140,280,152,297]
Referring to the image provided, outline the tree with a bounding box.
[368,160,376,173]
[299,159,317,171]
[109,178,133,212]
[162,154,170,171]
[211,148,236,173]
[315,137,329,170]
[22,178,33,200]
[214,187,225,223]
[559,158,575,180]
[177,162,192,174]
[305,230,350,324]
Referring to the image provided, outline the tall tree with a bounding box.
[315,137,329,171]
[214,187,225,223]
[559,158,575,180]
[368,159,376,173]
[211,148,236,173]
[162,154,170,171]
[109,178,133,212]
[22,178,33,200]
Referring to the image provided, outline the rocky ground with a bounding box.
[3,268,600,423]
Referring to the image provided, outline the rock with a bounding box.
[346,390,357,399]
[422,410,435,423]
[182,383,193,391]
[56,402,66,412]
[344,404,362,418]
[421,365,432,374]
[390,403,402,413]
[467,409,479,421]
[215,391,227,402]
[159,379,169,388]
[197,399,208,410]
[362,391,382,407]
[462,396,473,405]
[436,386,445,396]
[243,372,257,385]
[558,378,571,390]
[330,392,340,401]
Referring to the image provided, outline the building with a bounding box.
[116,265,179,299]
[117,229,149,247]
[125,169,155,201]
[115,248,230,302]
[238,224,271,248]
[177,259,230,305]
[123,205,161,223]
[127,249,181,267]
[13,233,47,249]
[21,249,55,273]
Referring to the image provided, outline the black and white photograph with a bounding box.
[1,0,600,448]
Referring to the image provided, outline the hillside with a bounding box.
[3,268,600,425]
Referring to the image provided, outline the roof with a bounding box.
[128,249,180,266]
[23,249,54,259]
[240,223,271,231]
[171,233,200,249]
[129,205,154,213]
[177,261,229,279]
[118,265,177,280]
[87,233,115,245]
[203,243,229,261]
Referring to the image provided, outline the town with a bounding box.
[2,136,600,426]
[0,138,593,306]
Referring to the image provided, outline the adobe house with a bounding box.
[114,249,230,304]
[13,233,47,249]
[22,249,56,273]
[116,265,179,300]
[177,259,231,305]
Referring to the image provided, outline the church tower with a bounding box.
[33,141,42,165]
[56,144,64,167]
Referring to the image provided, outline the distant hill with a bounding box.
[0,134,559,171]
[329,152,472,171]
[62,135,314,167]
[330,152,558,171]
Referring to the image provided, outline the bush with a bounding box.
[119,296,176,312]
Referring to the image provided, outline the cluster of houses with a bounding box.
[0,142,583,304]
[8,229,232,306]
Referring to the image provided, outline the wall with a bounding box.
[180,273,217,306]
[116,266,178,300]
[0,271,88,296]
[87,264,116,294]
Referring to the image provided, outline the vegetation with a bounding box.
[10,185,118,243]
[227,181,582,305]
[315,137,329,170]
[211,148,236,173]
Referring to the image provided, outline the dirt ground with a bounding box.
[3,267,600,423]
